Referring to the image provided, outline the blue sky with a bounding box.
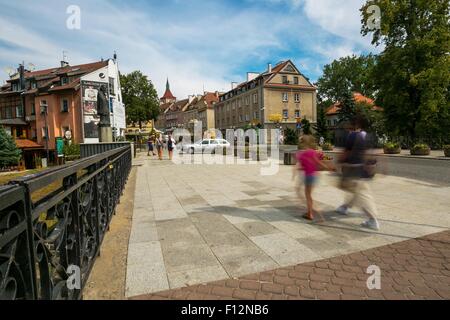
[0,0,379,97]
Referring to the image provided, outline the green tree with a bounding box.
[301,119,312,135]
[120,71,160,129]
[361,0,450,146]
[316,54,377,103]
[0,126,21,168]
[314,105,330,141]
[284,128,298,145]
[337,90,357,124]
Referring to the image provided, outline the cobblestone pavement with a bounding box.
[125,153,450,297]
[131,230,450,300]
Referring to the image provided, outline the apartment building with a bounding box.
[214,60,317,133]
[0,58,125,167]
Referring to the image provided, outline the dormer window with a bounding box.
[12,82,19,91]
[282,76,289,84]
[61,77,69,85]
[31,81,37,89]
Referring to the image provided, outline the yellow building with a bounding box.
[214,60,317,132]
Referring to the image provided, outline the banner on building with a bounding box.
[81,80,106,139]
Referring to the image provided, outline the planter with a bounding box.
[283,152,297,165]
[444,146,450,157]
[410,146,431,156]
[322,143,334,151]
[383,147,401,154]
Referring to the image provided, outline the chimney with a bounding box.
[268,63,272,73]
[18,64,25,90]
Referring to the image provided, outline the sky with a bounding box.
[0,0,379,98]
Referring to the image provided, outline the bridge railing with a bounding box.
[0,145,132,300]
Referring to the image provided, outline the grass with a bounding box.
[0,169,44,185]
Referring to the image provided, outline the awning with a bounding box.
[0,118,28,126]
[15,139,44,150]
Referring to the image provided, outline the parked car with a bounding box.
[181,139,231,154]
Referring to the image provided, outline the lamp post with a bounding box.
[40,103,50,163]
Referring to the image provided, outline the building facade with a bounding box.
[0,58,125,167]
[214,60,317,133]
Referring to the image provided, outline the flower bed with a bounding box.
[444,145,450,157]
[383,142,401,154]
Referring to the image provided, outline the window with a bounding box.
[254,111,259,119]
[245,114,249,121]
[294,77,299,85]
[239,115,243,122]
[32,129,37,139]
[42,127,49,139]
[246,96,250,105]
[334,119,338,126]
[283,109,288,119]
[16,105,24,117]
[5,107,12,119]
[40,100,48,114]
[12,82,19,91]
[327,120,331,126]
[109,77,115,95]
[31,103,36,115]
[61,99,69,112]
[32,81,37,89]
[282,76,288,84]
[294,93,300,103]
[61,77,69,85]
[295,110,300,118]
[253,93,258,104]
[282,93,288,102]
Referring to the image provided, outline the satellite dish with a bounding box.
[3,67,14,76]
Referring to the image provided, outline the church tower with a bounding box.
[160,78,176,104]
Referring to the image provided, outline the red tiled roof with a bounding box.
[161,88,176,100]
[326,92,382,116]
[15,139,44,149]
[25,60,108,79]
[200,92,219,109]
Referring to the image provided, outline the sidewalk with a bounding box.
[131,230,450,300]
[124,152,449,298]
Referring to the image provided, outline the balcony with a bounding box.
[26,115,36,122]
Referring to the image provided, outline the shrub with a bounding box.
[410,143,431,156]
[444,145,450,157]
[284,128,298,145]
[383,142,401,154]
[63,143,80,161]
[322,142,334,151]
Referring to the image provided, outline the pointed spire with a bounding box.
[161,77,176,102]
[166,78,170,91]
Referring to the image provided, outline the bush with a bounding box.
[322,142,334,151]
[383,142,401,154]
[284,128,298,145]
[63,143,80,161]
[410,143,431,156]
[444,145,450,157]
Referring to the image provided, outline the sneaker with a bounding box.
[336,205,349,215]
[361,219,380,231]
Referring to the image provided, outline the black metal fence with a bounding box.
[80,142,132,158]
[0,145,132,300]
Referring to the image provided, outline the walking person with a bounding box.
[336,116,380,230]
[155,135,163,160]
[147,137,155,157]
[167,134,176,160]
[296,135,334,221]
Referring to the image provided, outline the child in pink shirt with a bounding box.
[296,135,334,221]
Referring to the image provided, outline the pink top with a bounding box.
[297,149,319,177]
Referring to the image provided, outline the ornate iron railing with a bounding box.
[0,145,132,300]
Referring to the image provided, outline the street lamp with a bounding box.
[40,103,50,163]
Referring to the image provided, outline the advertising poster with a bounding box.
[81,80,105,139]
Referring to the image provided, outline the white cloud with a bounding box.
[0,0,378,96]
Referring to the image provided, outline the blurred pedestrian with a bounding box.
[147,137,155,156]
[168,134,176,160]
[156,135,163,160]
[296,135,334,221]
[336,116,380,230]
